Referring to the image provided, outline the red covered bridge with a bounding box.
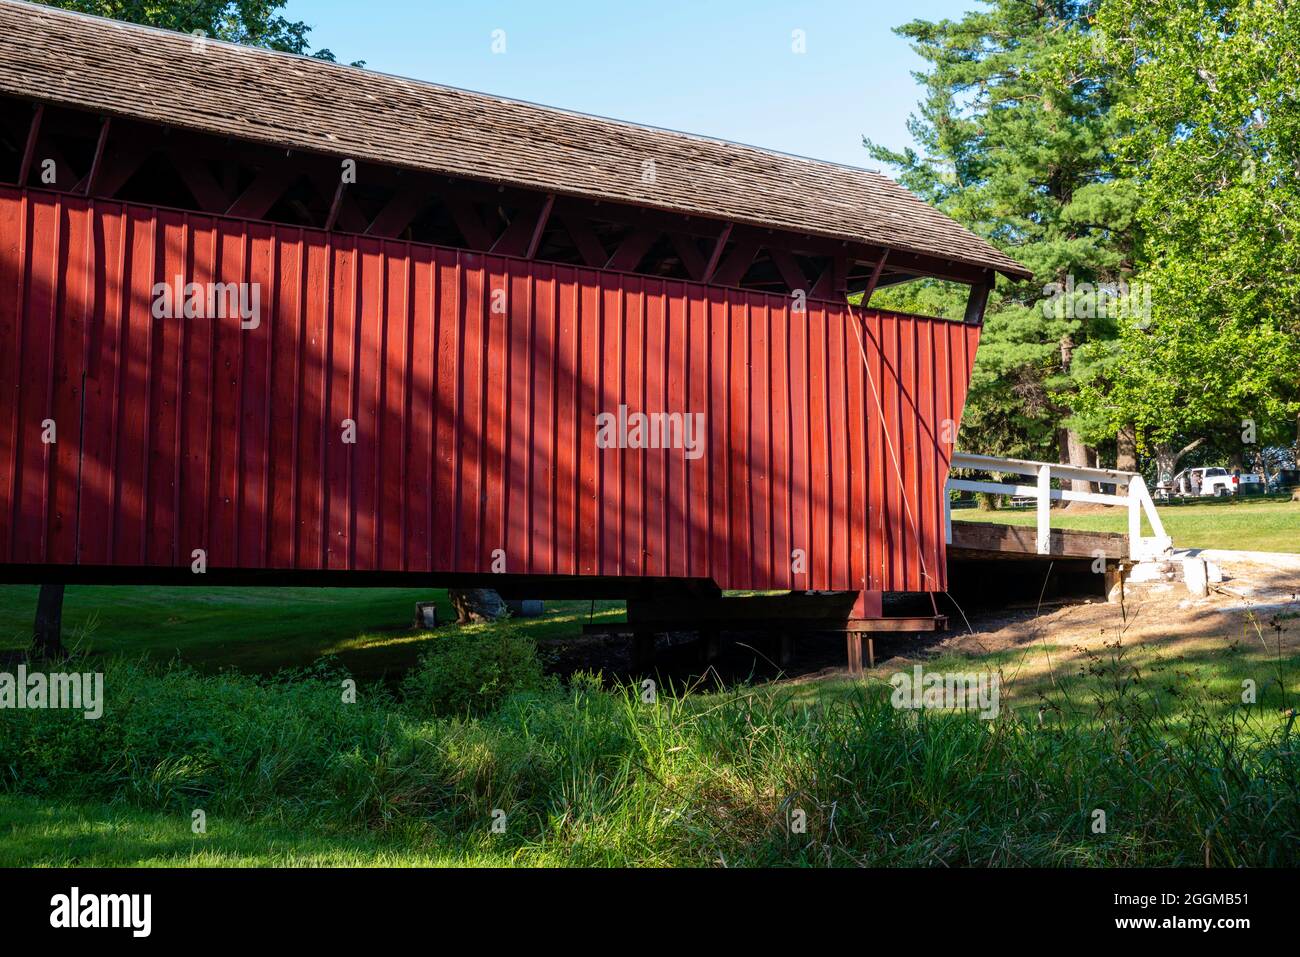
[0,2,1030,665]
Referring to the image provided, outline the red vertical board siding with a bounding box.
[0,187,980,593]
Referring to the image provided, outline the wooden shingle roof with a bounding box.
[0,0,1031,279]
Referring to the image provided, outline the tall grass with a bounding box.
[1,646,1296,866]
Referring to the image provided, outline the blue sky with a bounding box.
[290,0,977,174]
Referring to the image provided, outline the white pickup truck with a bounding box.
[1171,467,1265,498]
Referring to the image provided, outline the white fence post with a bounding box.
[1127,475,1142,559]
[944,486,952,545]
[1036,464,1051,555]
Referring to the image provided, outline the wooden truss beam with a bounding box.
[560,213,608,268]
[444,196,494,251]
[364,185,429,238]
[174,158,230,213]
[225,166,296,219]
[490,195,553,258]
[75,117,111,195]
[700,223,733,284]
[710,235,760,287]
[604,228,657,272]
[767,247,810,293]
[669,233,706,280]
[525,194,555,260]
[17,103,41,186]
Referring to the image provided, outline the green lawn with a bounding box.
[0,794,509,867]
[786,637,1300,733]
[0,585,625,678]
[954,496,1300,552]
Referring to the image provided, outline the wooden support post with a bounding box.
[847,634,863,675]
[1104,564,1125,604]
[859,250,890,306]
[78,117,111,195]
[852,589,884,619]
[17,104,42,186]
[32,583,65,659]
[963,275,994,325]
[324,178,347,232]
[778,633,794,668]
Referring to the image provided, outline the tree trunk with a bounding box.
[32,583,65,659]
[448,588,509,624]
[1116,423,1138,472]
[1057,333,1092,495]
[1153,437,1206,491]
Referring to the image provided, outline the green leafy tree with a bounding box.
[868,1,1138,486]
[1075,0,1300,481]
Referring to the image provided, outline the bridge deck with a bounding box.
[949,520,1128,562]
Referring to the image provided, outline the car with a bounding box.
[1171,467,1263,498]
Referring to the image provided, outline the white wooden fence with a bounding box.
[945,452,1173,561]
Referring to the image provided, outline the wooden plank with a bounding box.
[950,520,1126,560]
[845,616,946,633]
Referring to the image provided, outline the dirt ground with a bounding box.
[537,550,1299,688]
[866,549,1300,692]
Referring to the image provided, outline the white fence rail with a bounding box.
[945,452,1173,561]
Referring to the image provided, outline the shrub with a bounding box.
[399,629,553,717]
